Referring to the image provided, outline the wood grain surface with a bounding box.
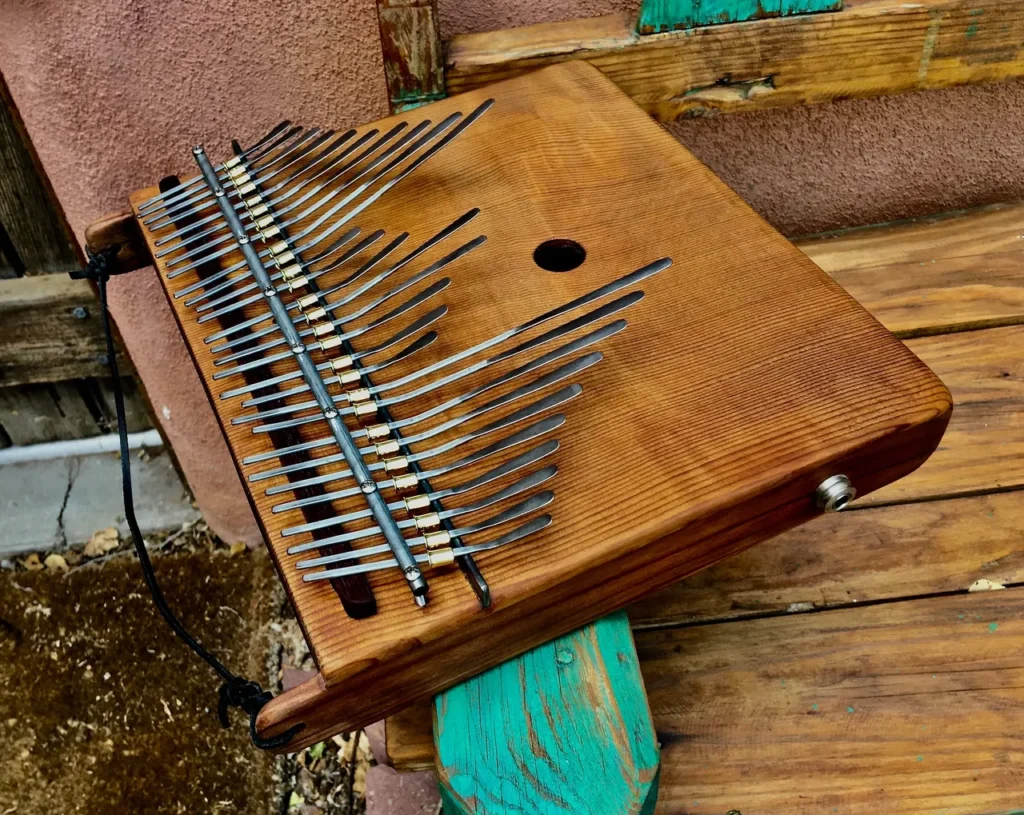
[384,199,1024,798]
[445,0,1024,119]
[133,62,949,749]
[647,590,1024,814]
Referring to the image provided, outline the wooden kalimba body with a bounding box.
[128,62,951,750]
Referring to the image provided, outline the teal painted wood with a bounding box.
[433,612,660,814]
[637,0,841,33]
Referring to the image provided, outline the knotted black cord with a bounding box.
[71,247,303,750]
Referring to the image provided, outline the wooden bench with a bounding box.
[383,200,1024,812]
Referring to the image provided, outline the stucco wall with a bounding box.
[2,0,1022,542]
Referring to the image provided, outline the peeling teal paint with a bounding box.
[637,0,841,33]
[435,613,660,814]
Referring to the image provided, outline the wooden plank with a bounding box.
[446,0,1024,119]
[0,382,102,445]
[0,274,132,386]
[645,590,1024,813]
[375,0,446,112]
[799,202,1024,338]
[629,488,1024,627]
[637,0,841,34]
[865,325,1024,506]
[435,613,660,815]
[0,73,79,274]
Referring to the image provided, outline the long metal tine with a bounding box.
[242,288,637,429]
[194,229,382,324]
[220,329,436,405]
[302,515,552,581]
[211,303,447,383]
[211,234,482,363]
[270,414,564,517]
[254,378,581,487]
[162,114,458,272]
[282,442,559,547]
[200,206,478,329]
[154,129,360,249]
[268,389,573,510]
[144,127,321,227]
[136,120,293,212]
[244,314,605,435]
[296,491,553,571]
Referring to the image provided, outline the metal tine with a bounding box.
[268,382,577,510]
[173,130,415,298]
[213,234,483,364]
[206,232,410,345]
[302,515,552,582]
[217,270,451,375]
[136,120,293,213]
[283,441,558,551]
[295,467,557,554]
[195,228,383,323]
[297,491,553,571]
[255,373,581,486]
[203,206,478,334]
[223,329,435,408]
[164,113,459,272]
[144,127,320,227]
[150,127,330,237]
[243,260,665,425]
[244,289,638,430]
[164,99,482,288]
[154,129,360,249]
[213,232,413,368]
[155,123,397,255]
[176,227,363,307]
[271,413,564,516]
[246,313,604,438]
[233,309,448,425]
[210,302,446,383]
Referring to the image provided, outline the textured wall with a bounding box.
[0,0,389,544]
[2,0,1023,543]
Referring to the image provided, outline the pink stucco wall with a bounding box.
[2,0,1023,542]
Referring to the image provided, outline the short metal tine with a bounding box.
[269,413,564,515]
[282,444,558,550]
[296,491,553,570]
[301,515,552,582]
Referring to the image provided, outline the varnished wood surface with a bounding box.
[134,62,948,749]
[445,0,1024,119]
[385,199,1024,804]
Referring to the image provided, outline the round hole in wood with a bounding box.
[533,239,586,273]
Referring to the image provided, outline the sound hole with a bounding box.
[533,239,586,273]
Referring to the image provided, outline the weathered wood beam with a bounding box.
[434,613,660,815]
[375,0,446,113]
[446,0,1024,119]
[0,273,134,387]
[637,0,841,34]
[0,72,80,275]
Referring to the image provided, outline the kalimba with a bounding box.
[125,62,951,750]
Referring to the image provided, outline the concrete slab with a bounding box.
[0,448,199,555]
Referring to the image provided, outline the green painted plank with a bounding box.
[434,612,660,814]
[637,0,842,33]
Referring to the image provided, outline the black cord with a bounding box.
[72,247,302,750]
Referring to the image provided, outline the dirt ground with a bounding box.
[0,526,370,815]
